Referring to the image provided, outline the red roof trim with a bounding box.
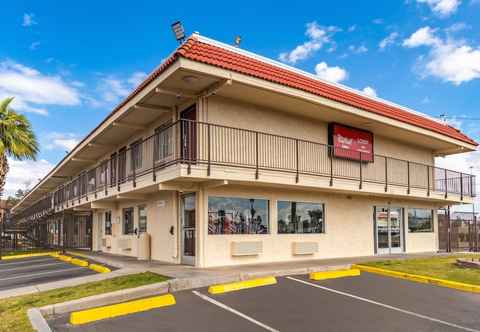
[173,37,476,146]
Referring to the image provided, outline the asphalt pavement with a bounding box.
[0,255,96,291]
[49,271,480,332]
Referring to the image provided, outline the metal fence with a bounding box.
[438,209,479,252]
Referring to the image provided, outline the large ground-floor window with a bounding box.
[278,201,325,234]
[208,196,269,234]
[408,208,433,233]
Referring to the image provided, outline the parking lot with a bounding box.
[50,271,480,332]
[0,255,97,291]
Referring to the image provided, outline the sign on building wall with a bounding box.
[328,123,374,162]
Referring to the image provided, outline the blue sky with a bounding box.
[3,0,480,201]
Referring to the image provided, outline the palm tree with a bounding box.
[0,98,39,197]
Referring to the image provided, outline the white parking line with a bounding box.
[0,258,54,266]
[0,266,86,282]
[192,291,280,332]
[0,262,65,273]
[287,277,480,332]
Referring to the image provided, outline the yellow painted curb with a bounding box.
[208,276,277,294]
[89,263,111,274]
[2,251,60,260]
[353,264,480,294]
[57,255,73,263]
[310,268,361,281]
[71,258,89,267]
[70,294,176,325]
[67,251,90,259]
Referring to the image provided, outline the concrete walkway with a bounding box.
[0,250,460,299]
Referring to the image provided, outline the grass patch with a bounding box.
[1,248,54,257]
[0,272,169,332]
[362,255,480,285]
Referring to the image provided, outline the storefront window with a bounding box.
[277,201,325,234]
[408,209,433,232]
[104,211,112,235]
[138,206,147,233]
[208,196,269,234]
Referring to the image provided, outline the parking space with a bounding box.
[0,255,96,291]
[49,272,480,332]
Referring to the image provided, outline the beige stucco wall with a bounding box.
[204,95,434,165]
[197,184,440,268]
[93,191,178,263]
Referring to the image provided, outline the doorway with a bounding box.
[180,105,196,162]
[181,193,196,265]
[374,207,404,254]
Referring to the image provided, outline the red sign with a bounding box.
[329,123,374,162]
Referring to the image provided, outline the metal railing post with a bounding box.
[384,156,388,192]
[460,173,464,201]
[359,152,363,190]
[426,165,430,196]
[132,148,137,188]
[444,168,448,199]
[329,146,333,187]
[207,123,211,176]
[152,136,157,182]
[255,132,259,180]
[104,162,108,196]
[116,154,120,192]
[295,139,299,183]
[407,161,411,194]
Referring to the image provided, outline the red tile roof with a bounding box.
[117,35,477,146]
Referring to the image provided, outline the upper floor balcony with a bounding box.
[35,119,475,214]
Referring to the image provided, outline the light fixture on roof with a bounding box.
[171,21,186,43]
[234,35,242,47]
[182,75,199,83]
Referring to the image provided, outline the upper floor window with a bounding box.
[408,209,433,233]
[131,140,143,170]
[277,201,325,234]
[154,122,173,162]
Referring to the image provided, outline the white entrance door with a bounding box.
[181,194,196,265]
[375,207,404,254]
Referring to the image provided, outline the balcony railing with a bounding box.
[17,119,474,219]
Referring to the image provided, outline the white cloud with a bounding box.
[89,71,149,107]
[417,0,462,16]
[348,25,356,32]
[22,13,37,27]
[29,41,40,50]
[127,71,148,87]
[44,132,82,152]
[362,86,377,97]
[379,32,399,50]
[279,22,339,64]
[4,159,53,197]
[314,62,348,83]
[403,27,441,48]
[403,27,480,85]
[348,45,368,54]
[372,18,384,25]
[0,60,81,115]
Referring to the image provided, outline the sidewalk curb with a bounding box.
[39,281,170,316]
[27,308,52,332]
[353,264,480,293]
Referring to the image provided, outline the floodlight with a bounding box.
[171,21,186,43]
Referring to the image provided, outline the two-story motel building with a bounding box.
[12,34,477,267]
